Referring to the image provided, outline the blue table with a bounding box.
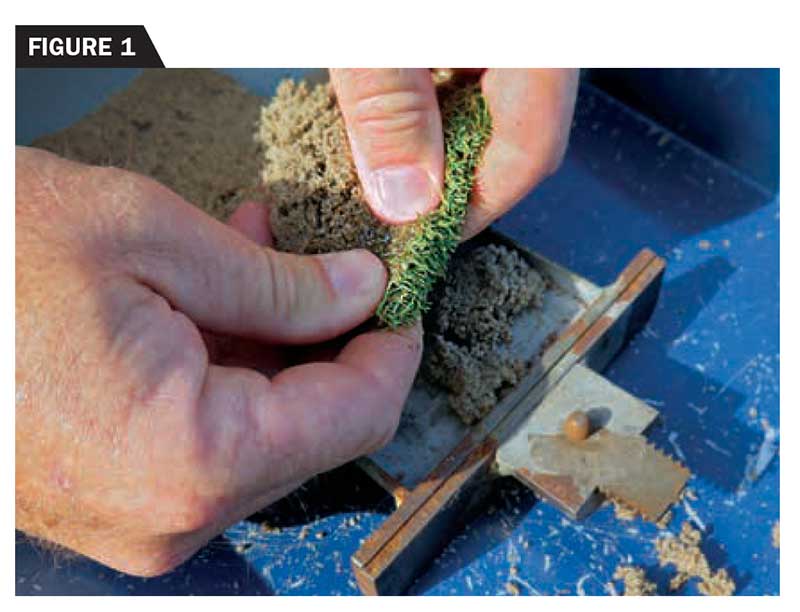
[15,70,779,596]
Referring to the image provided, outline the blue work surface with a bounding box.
[15,71,779,596]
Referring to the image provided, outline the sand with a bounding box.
[32,69,266,221]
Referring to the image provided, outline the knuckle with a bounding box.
[86,164,144,202]
[110,295,206,405]
[351,89,435,141]
[168,495,218,533]
[258,250,329,326]
[259,249,297,323]
[158,489,220,535]
[135,434,222,535]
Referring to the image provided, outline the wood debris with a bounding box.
[655,522,736,596]
[612,500,638,521]
[613,566,657,596]
[612,520,736,596]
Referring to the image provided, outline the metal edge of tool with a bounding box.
[350,247,665,595]
[353,239,645,568]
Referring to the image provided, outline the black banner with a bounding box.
[16,25,164,68]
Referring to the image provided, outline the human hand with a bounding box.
[330,68,579,238]
[15,147,422,576]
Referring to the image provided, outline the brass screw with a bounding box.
[563,410,590,442]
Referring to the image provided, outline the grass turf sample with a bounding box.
[376,84,492,328]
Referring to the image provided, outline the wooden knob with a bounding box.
[564,410,590,442]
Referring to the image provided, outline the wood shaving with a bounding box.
[613,521,736,596]
[613,566,656,596]
[655,510,673,530]
[612,500,638,521]
[612,503,672,530]
[655,522,736,596]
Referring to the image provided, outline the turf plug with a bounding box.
[376,84,492,328]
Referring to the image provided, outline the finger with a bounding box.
[109,172,388,344]
[330,69,444,224]
[199,322,423,495]
[462,69,579,239]
[206,199,284,372]
[227,200,274,247]
[270,322,422,474]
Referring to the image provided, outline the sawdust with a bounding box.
[656,510,673,530]
[612,500,638,521]
[32,69,266,221]
[611,501,672,529]
[613,566,657,596]
[772,521,779,548]
[655,522,736,596]
[260,522,282,535]
[611,521,735,596]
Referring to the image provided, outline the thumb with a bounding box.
[330,68,444,224]
[116,176,388,344]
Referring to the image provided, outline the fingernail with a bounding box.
[320,250,386,298]
[367,166,439,224]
